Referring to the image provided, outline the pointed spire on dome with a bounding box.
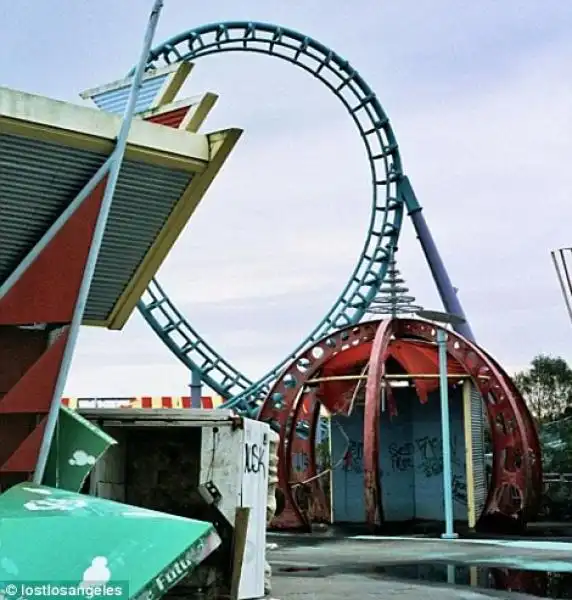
[367,249,423,318]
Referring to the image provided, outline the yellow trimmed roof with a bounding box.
[0,85,242,329]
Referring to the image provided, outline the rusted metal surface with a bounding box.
[478,347,543,519]
[363,319,395,527]
[308,396,330,522]
[259,322,378,528]
[271,436,311,529]
[261,317,541,529]
[285,389,314,529]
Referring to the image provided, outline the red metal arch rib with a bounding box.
[363,318,541,528]
[258,321,379,528]
[475,346,543,518]
[285,388,315,528]
[308,395,329,522]
[363,318,396,527]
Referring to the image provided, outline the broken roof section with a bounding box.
[0,61,241,329]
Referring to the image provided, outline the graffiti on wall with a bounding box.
[387,434,463,478]
[244,442,266,477]
[452,474,467,504]
[333,433,464,480]
[415,436,443,477]
[293,452,309,473]
[342,440,364,473]
[291,450,330,476]
[388,441,414,472]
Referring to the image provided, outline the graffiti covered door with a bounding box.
[331,407,366,523]
[330,387,467,524]
[412,387,467,521]
[238,419,270,599]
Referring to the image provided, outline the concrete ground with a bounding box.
[267,533,572,599]
[271,574,541,600]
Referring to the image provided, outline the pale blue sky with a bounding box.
[2,1,571,395]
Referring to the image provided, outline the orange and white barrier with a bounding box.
[62,396,224,410]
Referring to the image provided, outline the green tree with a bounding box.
[514,355,572,423]
[541,418,572,473]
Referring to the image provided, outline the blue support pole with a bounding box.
[190,369,202,408]
[33,0,165,484]
[437,327,458,539]
[399,177,475,342]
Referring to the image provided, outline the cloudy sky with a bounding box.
[2,1,572,397]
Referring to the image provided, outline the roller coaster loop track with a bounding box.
[135,21,472,419]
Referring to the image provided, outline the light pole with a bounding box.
[416,309,466,540]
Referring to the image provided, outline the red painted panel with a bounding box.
[0,327,48,395]
[1,416,47,473]
[141,396,153,408]
[0,414,38,466]
[0,177,108,325]
[161,396,173,408]
[318,338,467,413]
[181,396,191,408]
[145,106,190,129]
[201,397,214,409]
[0,330,69,413]
[273,436,313,530]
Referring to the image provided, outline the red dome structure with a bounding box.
[258,318,542,531]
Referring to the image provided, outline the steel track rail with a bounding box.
[136,21,405,417]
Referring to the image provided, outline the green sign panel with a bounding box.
[0,483,220,599]
[43,405,116,492]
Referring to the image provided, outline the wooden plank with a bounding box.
[230,506,250,600]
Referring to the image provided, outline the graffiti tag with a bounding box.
[244,442,266,477]
[342,440,364,473]
[388,442,414,472]
[292,452,309,473]
[452,474,467,504]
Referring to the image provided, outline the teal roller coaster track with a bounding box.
[135,21,472,421]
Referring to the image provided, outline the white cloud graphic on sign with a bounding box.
[24,498,87,511]
[81,557,111,586]
[68,450,96,467]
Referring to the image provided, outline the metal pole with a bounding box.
[551,250,572,326]
[398,177,475,342]
[306,373,488,384]
[33,0,165,484]
[190,368,202,408]
[437,327,458,539]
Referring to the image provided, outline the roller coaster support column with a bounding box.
[399,177,475,342]
[190,369,202,409]
[33,0,165,483]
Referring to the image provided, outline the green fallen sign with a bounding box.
[0,483,221,599]
[43,404,117,492]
